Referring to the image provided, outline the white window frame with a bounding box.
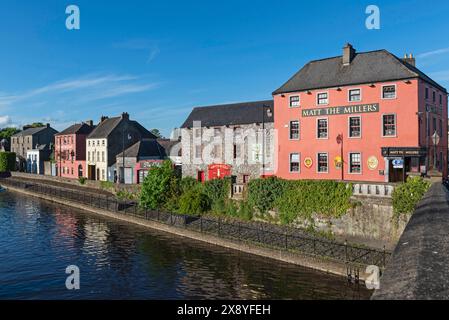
[348,152,362,175]
[348,116,362,139]
[316,91,329,106]
[289,120,300,140]
[289,95,300,108]
[317,152,329,174]
[381,84,397,100]
[382,113,397,138]
[316,117,329,139]
[348,88,362,102]
[289,153,301,173]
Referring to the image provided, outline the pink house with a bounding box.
[273,44,448,183]
[55,122,95,179]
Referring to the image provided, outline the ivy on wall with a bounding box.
[392,177,431,221]
[0,152,16,173]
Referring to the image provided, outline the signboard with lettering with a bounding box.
[392,159,404,169]
[381,147,426,157]
[302,103,379,118]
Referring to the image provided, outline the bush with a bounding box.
[247,177,286,214]
[180,177,202,194]
[393,177,431,219]
[276,180,353,225]
[78,177,86,185]
[178,189,210,215]
[203,178,231,214]
[139,160,179,210]
[0,152,16,172]
[100,181,114,190]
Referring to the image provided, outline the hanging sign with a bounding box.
[334,156,343,170]
[392,159,404,169]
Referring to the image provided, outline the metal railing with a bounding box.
[0,177,390,269]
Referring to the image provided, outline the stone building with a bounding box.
[10,124,58,171]
[86,113,156,182]
[181,100,275,186]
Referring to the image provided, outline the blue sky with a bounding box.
[0,0,448,137]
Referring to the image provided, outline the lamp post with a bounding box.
[416,110,430,174]
[336,134,344,181]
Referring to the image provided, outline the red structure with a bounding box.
[273,44,448,183]
[55,122,95,179]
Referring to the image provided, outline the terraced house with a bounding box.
[86,113,156,182]
[273,44,448,183]
[54,121,95,179]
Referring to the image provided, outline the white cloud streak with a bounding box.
[417,47,449,59]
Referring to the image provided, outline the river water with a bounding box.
[0,191,372,300]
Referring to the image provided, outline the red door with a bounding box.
[197,171,205,182]
[208,164,231,180]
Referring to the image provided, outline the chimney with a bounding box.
[100,116,109,123]
[343,43,356,66]
[85,120,94,127]
[46,123,50,128]
[121,112,129,120]
[402,53,416,67]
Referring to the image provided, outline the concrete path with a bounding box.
[373,183,449,299]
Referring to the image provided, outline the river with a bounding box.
[0,190,372,300]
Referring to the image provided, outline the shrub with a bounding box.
[203,178,231,214]
[100,181,114,190]
[78,177,86,185]
[393,177,431,219]
[247,177,286,214]
[180,177,202,194]
[178,189,210,215]
[237,201,253,221]
[0,152,16,172]
[139,160,179,210]
[276,180,353,225]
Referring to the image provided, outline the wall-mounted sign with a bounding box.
[392,159,404,169]
[302,103,379,118]
[334,156,343,170]
[382,147,426,157]
[304,157,313,168]
[141,161,163,169]
[367,156,379,171]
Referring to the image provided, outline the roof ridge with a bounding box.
[194,99,273,110]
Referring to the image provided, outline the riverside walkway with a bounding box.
[373,183,449,300]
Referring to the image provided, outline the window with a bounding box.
[349,89,361,102]
[214,128,221,136]
[433,91,436,103]
[440,119,443,137]
[290,120,300,140]
[349,116,361,138]
[195,145,202,159]
[88,152,90,162]
[382,114,396,137]
[317,92,328,105]
[317,153,328,173]
[440,94,443,105]
[213,144,221,158]
[425,88,429,100]
[317,119,328,139]
[349,153,361,174]
[289,96,300,107]
[97,152,100,162]
[102,151,105,162]
[233,144,240,159]
[102,140,105,146]
[433,117,437,134]
[290,153,300,173]
[97,140,100,146]
[382,85,396,99]
[195,128,201,138]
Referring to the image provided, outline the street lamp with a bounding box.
[336,134,344,181]
[416,110,430,174]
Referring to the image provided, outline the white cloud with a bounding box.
[0,115,11,127]
[114,39,160,64]
[430,70,449,81]
[417,47,449,59]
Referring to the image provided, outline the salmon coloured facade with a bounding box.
[273,44,448,183]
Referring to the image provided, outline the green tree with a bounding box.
[150,128,163,138]
[0,127,20,140]
[139,160,179,210]
[0,152,16,172]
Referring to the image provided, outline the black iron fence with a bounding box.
[1,178,390,269]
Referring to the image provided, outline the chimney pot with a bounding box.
[121,112,130,120]
[343,43,356,66]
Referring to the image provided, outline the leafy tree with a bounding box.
[0,152,16,172]
[150,128,163,138]
[178,189,210,215]
[139,160,179,210]
[0,127,20,140]
[26,122,45,128]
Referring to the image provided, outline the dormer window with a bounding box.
[289,96,300,107]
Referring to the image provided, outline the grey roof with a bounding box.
[181,100,274,128]
[56,123,95,136]
[273,49,447,95]
[117,139,165,159]
[157,139,180,154]
[12,126,57,137]
[87,117,122,139]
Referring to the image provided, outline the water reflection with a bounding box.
[0,191,372,300]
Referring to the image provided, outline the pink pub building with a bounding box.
[273,44,448,183]
[55,122,95,179]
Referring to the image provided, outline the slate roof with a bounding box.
[87,117,122,139]
[273,49,447,95]
[12,126,57,137]
[181,100,274,128]
[56,123,95,136]
[117,139,165,159]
